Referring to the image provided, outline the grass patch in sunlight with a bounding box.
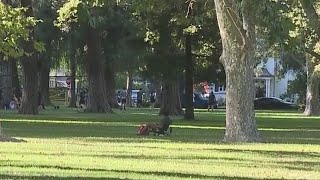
[0,107,319,179]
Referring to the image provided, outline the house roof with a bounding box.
[255,68,273,78]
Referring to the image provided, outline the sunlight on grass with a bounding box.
[0,108,320,179]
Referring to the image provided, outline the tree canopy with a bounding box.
[0,2,37,57]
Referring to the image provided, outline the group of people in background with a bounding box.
[118,88,156,111]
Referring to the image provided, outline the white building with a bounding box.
[49,68,69,88]
[210,58,296,103]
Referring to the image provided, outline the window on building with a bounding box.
[49,79,55,88]
[214,85,219,92]
[214,84,226,92]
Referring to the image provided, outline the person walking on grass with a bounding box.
[208,91,216,112]
[120,87,127,110]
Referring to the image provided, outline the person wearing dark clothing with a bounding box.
[120,87,127,110]
[208,92,216,112]
[139,110,172,135]
[149,91,156,110]
[79,89,86,106]
[137,88,143,110]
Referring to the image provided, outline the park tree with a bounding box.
[214,0,260,142]
[135,0,221,116]
[183,0,223,119]
[1,0,22,102]
[0,1,37,140]
[258,0,320,116]
[297,0,320,116]
[18,0,44,115]
[56,0,120,113]
[133,1,186,116]
[34,0,62,106]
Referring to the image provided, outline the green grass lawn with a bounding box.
[0,107,319,179]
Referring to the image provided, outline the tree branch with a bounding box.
[185,0,196,18]
[299,0,320,38]
[288,53,307,72]
[221,0,247,46]
[191,53,212,58]
[306,49,320,62]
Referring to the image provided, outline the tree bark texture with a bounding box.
[85,26,112,113]
[160,80,183,116]
[19,0,39,115]
[9,59,21,98]
[39,57,50,106]
[126,71,133,107]
[299,0,320,116]
[69,37,77,108]
[105,65,118,108]
[214,0,260,142]
[19,59,39,115]
[184,35,195,120]
[303,55,320,116]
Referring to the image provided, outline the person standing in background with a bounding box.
[120,87,127,110]
[150,91,156,110]
[208,91,216,112]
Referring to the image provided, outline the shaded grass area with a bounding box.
[0,107,320,179]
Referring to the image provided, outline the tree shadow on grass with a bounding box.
[0,164,283,180]
[214,148,320,158]
[1,110,320,145]
[3,122,320,145]
[0,133,26,143]
[0,174,284,180]
[0,175,123,180]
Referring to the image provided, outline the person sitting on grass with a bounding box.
[138,110,172,135]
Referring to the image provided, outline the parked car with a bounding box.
[181,93,217,109]
[254,97,298,110]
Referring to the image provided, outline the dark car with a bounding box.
[181,93,217,109]
[254,97,298,110]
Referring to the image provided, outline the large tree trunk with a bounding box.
[214,0,260,142]
[0,123,15,142]
[39,57,50,106]
[160,80,183,116]
[19,0,39,115]
[85,26,112,113]
[299,1,320,116]
[184,35,194,120]
[69,37,77,108]
[105,65,118,108]
[10,59,21,98]
[303,55,320,116]
[19,59,39,115]
[126,71,133,107]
